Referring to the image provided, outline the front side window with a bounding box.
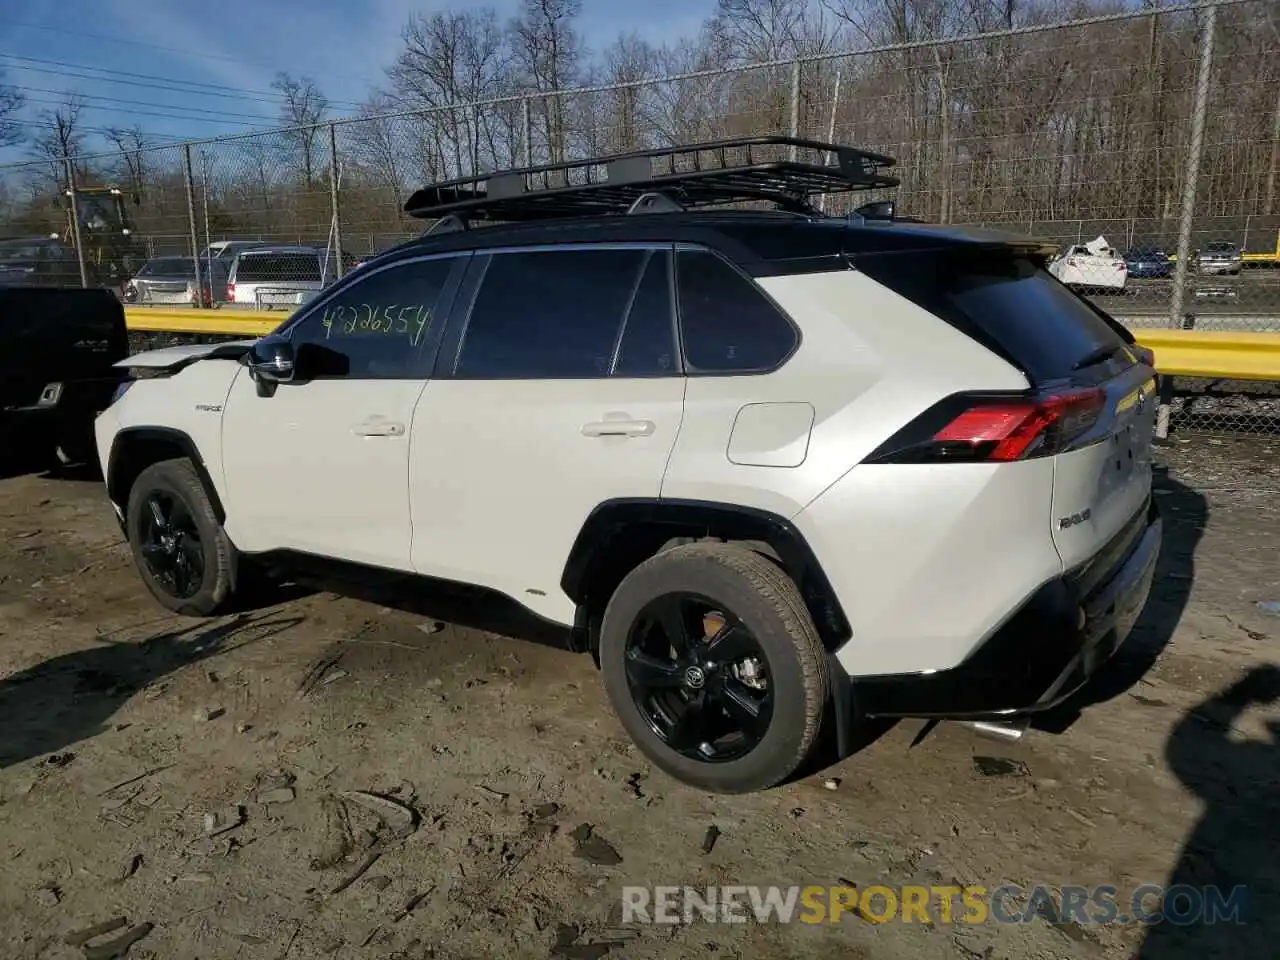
[286,257,457,379]
[456,248,651,379]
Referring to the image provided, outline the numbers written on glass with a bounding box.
[320,303,432,346]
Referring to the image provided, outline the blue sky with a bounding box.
[0,0,715,163]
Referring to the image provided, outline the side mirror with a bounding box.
[245,335,296,395]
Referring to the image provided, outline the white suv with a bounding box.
[94,138,1162,794]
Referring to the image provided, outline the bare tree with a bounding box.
[511,0,584,163]
[104,125,151,201]
[28,94,89,191]
[388,8,513,178]
[713,0,809,60]
[272,73,329,186]
[600,34,658,151]
[0,70,24,148]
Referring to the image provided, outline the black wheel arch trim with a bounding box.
[561,498,852,650]
[107,426,226,524]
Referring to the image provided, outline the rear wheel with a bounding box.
[599,542,829,794]
[126,458,235,616]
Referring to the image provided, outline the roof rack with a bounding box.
[404,136,898,227]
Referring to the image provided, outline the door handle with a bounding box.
[581,418,655,438]
[353,418,406,437]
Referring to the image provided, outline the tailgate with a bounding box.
[1050,366,1157,571]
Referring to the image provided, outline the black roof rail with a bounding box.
[403,136,898,225]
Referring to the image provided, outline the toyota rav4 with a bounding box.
[95,137,1162,794]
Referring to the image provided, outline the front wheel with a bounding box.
[126,458,236,616]
[599,542,829,794]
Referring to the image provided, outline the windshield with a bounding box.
[1206,242,1235,252]
[202,242,264,260]
[234,253,321,282]
[76,195,123,232]
[137,258,216,278]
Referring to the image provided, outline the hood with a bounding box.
[116,339,257,371]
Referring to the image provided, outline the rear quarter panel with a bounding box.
[659,269,1031,519]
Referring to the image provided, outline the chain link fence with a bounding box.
[0,0,1277,431]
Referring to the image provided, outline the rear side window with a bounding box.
[677,249,797,373]
[140,259,201,278]
[234,254,321,282]
[856,252,1130,383]
[456,248,648,379]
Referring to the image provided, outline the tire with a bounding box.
[126,458,236,617]
[599,542,829,794]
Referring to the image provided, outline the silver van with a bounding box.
[226,246,327,309]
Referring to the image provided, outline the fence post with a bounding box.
[329,123,344,279]
[789,60,802,159]
[522,97,533,167]
[1160,0,1217,439]
[64,158,90,289]
[182,144,204,308]
[200,150,214,299]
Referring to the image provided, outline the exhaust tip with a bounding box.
[961,719,1029,743]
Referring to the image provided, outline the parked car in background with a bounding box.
[199,240,270,263]
[226,246,327,309]
[1124,246,1172,279]
[124,256,228,306]
[0,237,82,288]
[1196,240,1242,276]
[1047,237,1128,293]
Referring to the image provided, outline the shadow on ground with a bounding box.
[1034,466,1207,733]
[0,611,303,768]
[261,557,579,652]
[1136,663,1280,959]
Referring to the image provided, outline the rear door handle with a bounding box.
[581,418,655,438]
[353,418,406,437]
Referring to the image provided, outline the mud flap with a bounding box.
[827,651,854,761]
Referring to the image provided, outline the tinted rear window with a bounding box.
[140,259,199,278]
[235,254,320,282]
[857,251,1129,383]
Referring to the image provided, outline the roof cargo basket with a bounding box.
[404,136,898,226]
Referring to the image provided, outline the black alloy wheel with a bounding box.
[624,592,774,763]
[137,490,206,599]
[125,458,236,616]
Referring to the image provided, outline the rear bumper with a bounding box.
[853,498,1162,719]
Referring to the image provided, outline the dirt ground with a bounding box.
[1,439,1278,960]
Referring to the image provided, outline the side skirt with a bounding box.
[244,550,588,654]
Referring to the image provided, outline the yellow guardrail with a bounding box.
[1131,329,1280,382]
[126,308,1280,383]
[125,307,284,337]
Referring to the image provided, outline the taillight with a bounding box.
[867,388,1106,464]
[226,282,235,301]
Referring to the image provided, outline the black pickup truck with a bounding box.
[0,288,129,471]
